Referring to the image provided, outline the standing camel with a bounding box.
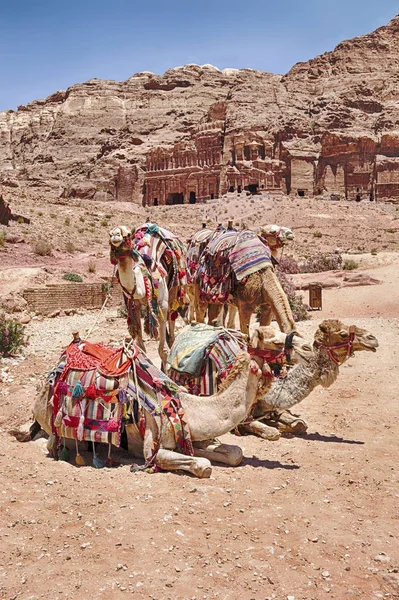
[11,326,303,478]
[109,226,170,368]
[195,229,295,335]
[187,224,295,330]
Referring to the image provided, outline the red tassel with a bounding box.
[85,384,98,399]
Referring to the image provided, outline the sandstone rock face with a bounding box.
[0,16,398,204]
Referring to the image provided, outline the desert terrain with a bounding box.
[0,194,398,600]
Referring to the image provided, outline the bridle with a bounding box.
[248,331,297,377]
[313,326,355,365]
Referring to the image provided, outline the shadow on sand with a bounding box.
[239,455,300,470]
[300,432,365,445]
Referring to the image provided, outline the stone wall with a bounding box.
[23,282,108,315]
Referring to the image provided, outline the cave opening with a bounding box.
[189,191,196,204]
[166,192,184,205]
[297,189,305,197]
[153,198,158,206]
[245,183,258,194]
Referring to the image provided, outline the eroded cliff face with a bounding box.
[0,15,398,204]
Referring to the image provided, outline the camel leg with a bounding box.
[133,304,146,353]
[237,300,253,336]
[226,305,238,329]
[193,439,243,466]
[258,302,273,326]
[167,286,178,347]
[187,284,196,323]
[155,449,212,478]
[236,420,281,441]
[207,304,223,325]
[195,285,208,323]
[271,410,308,435]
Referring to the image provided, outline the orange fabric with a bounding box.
[66,340,138,377]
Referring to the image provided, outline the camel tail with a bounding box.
[8,420,42,442]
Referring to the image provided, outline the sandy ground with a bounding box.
[1,195,399,599]
[0,254,398,600]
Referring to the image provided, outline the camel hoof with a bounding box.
[199,466,212,479]
[277,419,308,435]
[260,430,281,441]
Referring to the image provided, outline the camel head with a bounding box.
[249,326,314,376]
[314,319,379,364]
[109,225,132,249]
[258,224,294,250]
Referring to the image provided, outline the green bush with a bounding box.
[0,231,6,247]
[0,314,29,357]
[313,231,322,238]
[62,272,83,282]
[343,259,359,270]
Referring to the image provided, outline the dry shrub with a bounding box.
[88,259,96,273]
[65,241,75,254]
[33,239,52,256]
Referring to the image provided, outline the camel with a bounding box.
[109,225,170,368]
[187,224,295,333]
[245,319,379,439]
[167,319,378,440]
[11,326,303,478]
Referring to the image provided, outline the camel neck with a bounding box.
[181,355,260,441]
[256,350,339,413]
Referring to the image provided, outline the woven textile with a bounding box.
[134,223,188,290]
[186,228,213,281]
[50,340,193,455]
[167,323,246,395]
[197,230,272,303]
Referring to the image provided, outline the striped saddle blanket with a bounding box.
[167,323,247,395]
[197,230,272,303]
[134,223,188,290]
[49,339,193,455]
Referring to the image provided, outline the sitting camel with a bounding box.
[167,320,378,441]
[247,319,379,439]
[10,326,311,478]
[187,223,295,331]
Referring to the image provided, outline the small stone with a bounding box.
[374,554,390,562]
[322,571,330,578]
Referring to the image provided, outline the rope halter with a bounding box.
[313,325,355,365]
[248,331,296,377]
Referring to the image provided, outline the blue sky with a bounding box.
[0,0,397,111]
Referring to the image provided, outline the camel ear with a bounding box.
[319,322,328,333]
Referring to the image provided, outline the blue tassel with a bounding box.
[72,381,84,398]
[93,455,105,469]
[118,389,128,404]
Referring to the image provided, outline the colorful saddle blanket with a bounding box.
[134,223,188,291]
[197,230,272,303]
[49,339,193,455]
[186,228,213,281]
[167,323,247,395]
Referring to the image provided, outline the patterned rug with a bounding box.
[49,339,193,456]
[197,230,272,303]
[167,323,247,395]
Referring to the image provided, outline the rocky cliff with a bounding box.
[0,15,398,204]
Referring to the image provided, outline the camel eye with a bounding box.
[340,330,349,338]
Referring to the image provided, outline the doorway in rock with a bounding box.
[228,186,235,193]
[297,190,305,197]
[189,191,196,204]
[237,185,242,194]
[244,183,258,194]
[153,198,158,206]
[166,192,184,205]
[210,193,214,199]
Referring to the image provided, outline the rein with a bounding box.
[313,326,355,365]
